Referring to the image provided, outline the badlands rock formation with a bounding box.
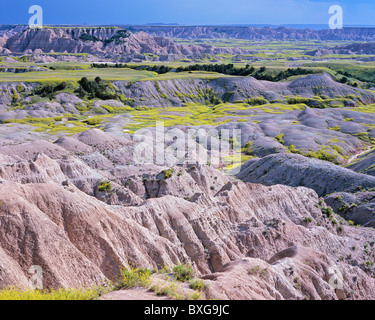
[0,128,375,299]
[124,25,375,41]
[111,73,375,107]
[236,153,375,197]
[1,27,248,57]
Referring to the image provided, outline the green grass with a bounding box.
[189,279,206,291]
[173,264,194,282]
[98,180,112,192]
[0,64,233,83]
[350,104,375,113]
[3,102,308,136]
[305,62,375,84]
[161,169,175,179]
[275,133,285,144]
[0,67,156,82]
[0,285,109,300]
[288,144,338,163]
[114,268,152,290]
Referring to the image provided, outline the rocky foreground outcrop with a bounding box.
[0,129,375,299]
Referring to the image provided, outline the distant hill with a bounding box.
[122,25,375,41]
[307,42,375,56]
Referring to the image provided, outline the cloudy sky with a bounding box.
[0,0,373,26]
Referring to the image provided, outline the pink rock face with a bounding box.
[0,128,374,300]
[202,246,375,300]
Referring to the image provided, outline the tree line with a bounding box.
[91,63,318,81]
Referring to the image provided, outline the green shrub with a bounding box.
[303,217,313,223]
[288,145,337,163]
[242,141,253,155]
[246,97,269,106]
[287,144,300,154]
[16,85,25,93]
[77,77,116,100]
[189,279,205,291]
[330,125,341,132]
[158,264,171,274]
[321,207,333,218]
[11,94,19,103]
[275,133,285,144]
[190,292,202,300]
[173,264,194,282]
[332,145,344,155]
[98,180,112,192]
[305,150,337,163]
[85,117,102,125]
[117,268,152,289]
[33,82,67,98]
[162,169,174,179]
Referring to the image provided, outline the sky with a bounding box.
[0,0,374,26]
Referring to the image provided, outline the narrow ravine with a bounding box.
[347,146,372,165]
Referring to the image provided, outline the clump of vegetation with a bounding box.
[173,264,194,282]
[285,96,332,109]
[161,169,174,179]
[16,85,25,93]
[93,63,173,75]
[294,277,302,290]
[101,104,133,114]
[77,77,116,100]
[80,33,100,42]
[330,125,341,132]
[242,141,253,155]
[84,117,102,125]
[248,265,268,279]
[303,217,313,223]
[245,97,269,106]
[174,64,317,82]
[321,207,334,218]
[33,81,68,98]
[103,29,130,45]
[158,264,171,274]
[115,267,152,290]
[0,285,110,300]
[98,180,112,192]
[189,279,206,291]
[275,133,285,144]
[150,282,186,300]
[287,145,337,163]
